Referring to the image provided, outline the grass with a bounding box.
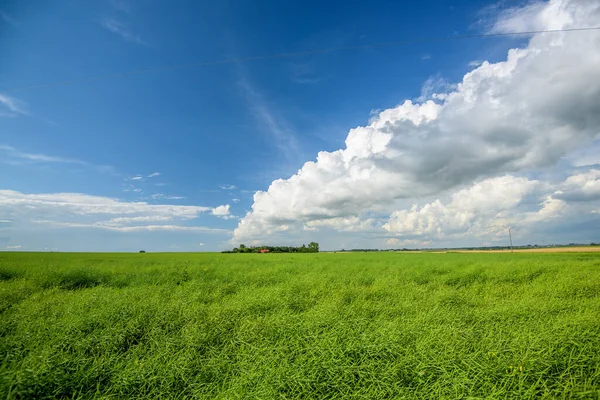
[0,252,599,399]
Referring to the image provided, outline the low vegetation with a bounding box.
[0,251,599,398]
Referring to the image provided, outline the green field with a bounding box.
[1,252,599,399]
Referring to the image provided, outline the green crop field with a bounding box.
[0,252,599,399]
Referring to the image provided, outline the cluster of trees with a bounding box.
[223,242,319,253]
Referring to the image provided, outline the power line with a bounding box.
[3,26,600,93]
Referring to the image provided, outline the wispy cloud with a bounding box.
[2,189,233,234]
[0,94,28,117]
[219,184,237,190]
[35,221,230,233]
[468,60,483,67]
[148,193,185,200]
[421,54,432,60]
[238,74,303,164]
[0,10,18,27]
[0,145,86,165]
[416,75,457,103]
[127,172,161,182]
[232,198,240,203]
[0,145,120,176]
[288,61,327,84]
[101,18,147,46]
[5,245,22,249]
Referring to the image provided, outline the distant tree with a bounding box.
[240,244,246,250]
[308,242,319,253]
[139,250,146,253]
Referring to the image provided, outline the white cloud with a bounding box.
[212,204,235,219]
[147,172,160,178]
[386,238,431,247]
[0,94,27,117]
[234,0,600,244]
[219,184,237,190]
[383,176,539,239]
[468,60,483,67]
[0,190,232,235]
[416,75,457,103]
[148,193,185,200]
[131,175,143,181]
[199,242,205,246]
[232,198,241,203]
[107,216,173,224]
[0,190,218,217]
[522,196,567,223]
[100,18,147,45]
[5,245,22,249]
[554,169,600,201]
[33,220,229,233]
[489,0,572,34]
[306,216,378,233]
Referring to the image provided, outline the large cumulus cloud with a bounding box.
[234,0,600,244]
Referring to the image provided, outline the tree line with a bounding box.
[222,242,319,253]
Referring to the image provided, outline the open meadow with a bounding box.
[0,252,599,399]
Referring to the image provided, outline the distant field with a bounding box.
[453,246,600,253]
[1,252,599,399]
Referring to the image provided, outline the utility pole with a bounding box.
[508,227,513,253]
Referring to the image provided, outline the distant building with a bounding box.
[260,249,270,253]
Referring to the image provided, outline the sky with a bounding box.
[1,0,599,252]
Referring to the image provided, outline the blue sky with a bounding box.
[1,0,599,251]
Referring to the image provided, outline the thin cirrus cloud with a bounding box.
[0,145,118,175]
[100,18,147,46]
[0,10,18,28]
[233,0,600,245]
[0,145,85,165]
[0,94,28,117]
[34,221,230,233]
[219,184,237,190]
[128,172,161,181]
[238,73,303,165]
[148,193,185,200]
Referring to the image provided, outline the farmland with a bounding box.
[0,252,599,399]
